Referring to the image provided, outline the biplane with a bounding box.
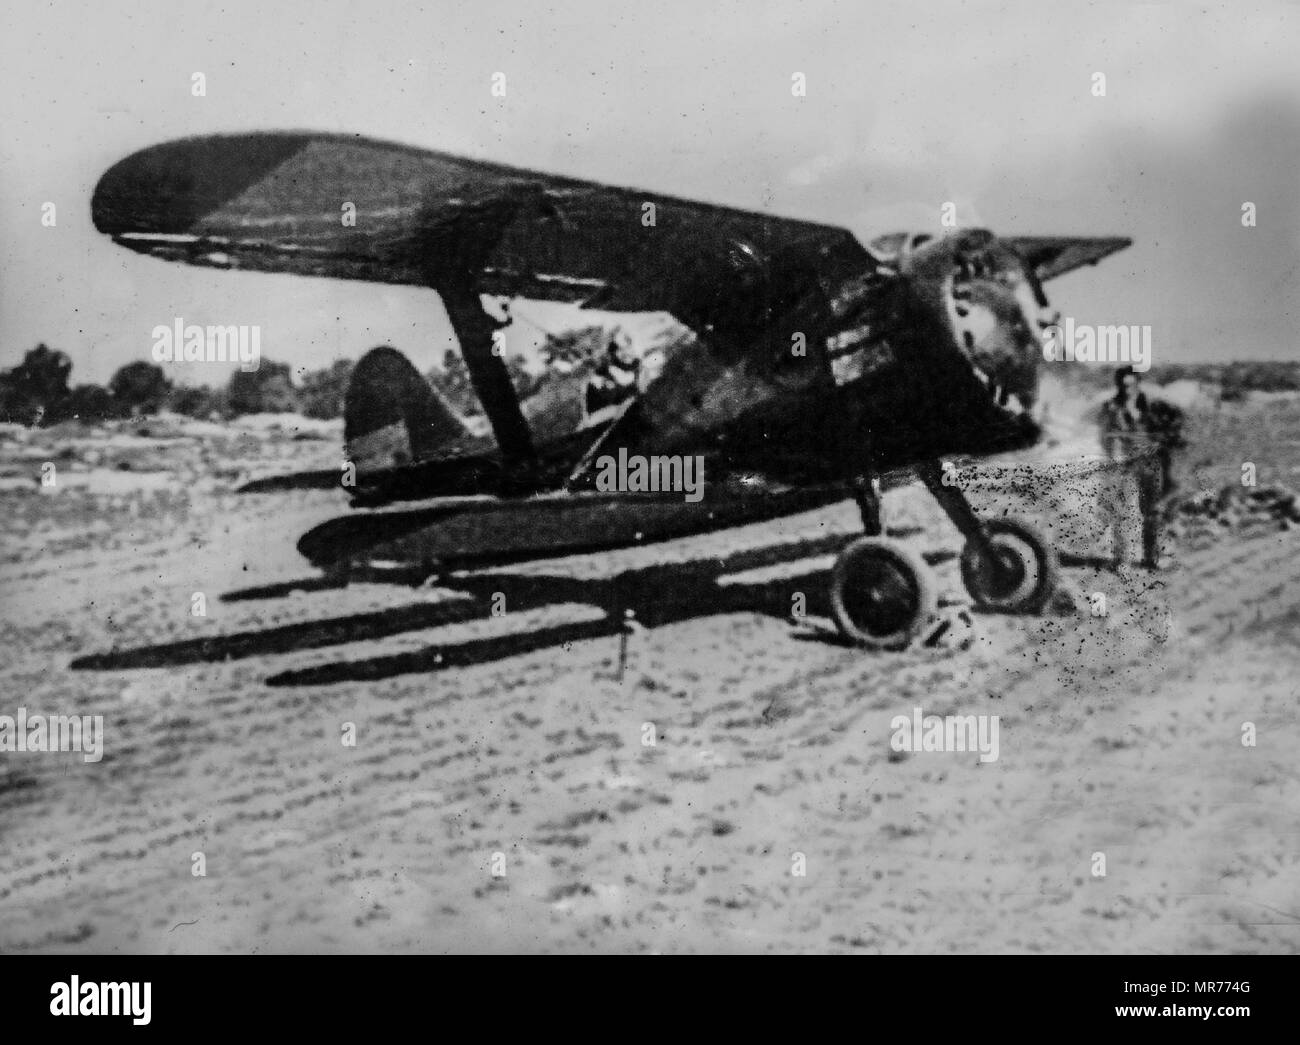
[91,132,1131,649]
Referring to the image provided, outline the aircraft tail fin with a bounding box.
[344,346,472,476]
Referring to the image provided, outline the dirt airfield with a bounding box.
[2,390,1299,954]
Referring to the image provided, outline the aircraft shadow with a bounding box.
[71,533,880,687]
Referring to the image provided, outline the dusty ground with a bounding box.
[1,396,1298,954]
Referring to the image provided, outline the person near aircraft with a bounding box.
[1099,365,1184,570]
[583,328,641,418]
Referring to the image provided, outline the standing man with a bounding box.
[1098,366,1184,570]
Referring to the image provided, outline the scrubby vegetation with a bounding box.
[0,345,353,425]
[1056,360,1300,400]
[8,334,1298,429]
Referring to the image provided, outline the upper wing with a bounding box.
[91,131,874,312]
[1001,236,1133,282]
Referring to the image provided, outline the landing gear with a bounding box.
[830,537,937,649]
[917,459,1059,615]
[827,460,1060,647]
[958,516,1057,614]
[851,474,884,536]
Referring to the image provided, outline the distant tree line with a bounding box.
[1148,361,1300,401]
[426,348,543,417]
[0,346,355,425]
[424,327,619,415]
[1045,359,1300,401]
[7,338,1299,428]
[0,342,550,427]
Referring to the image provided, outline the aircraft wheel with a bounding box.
[830,537,938,650]
[959,517,1058,614]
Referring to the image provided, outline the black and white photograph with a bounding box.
[0,0,1297,981]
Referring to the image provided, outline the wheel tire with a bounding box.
[830,537,938,650]
[959,516,1058,614]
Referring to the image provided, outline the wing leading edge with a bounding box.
[91,131,875,311]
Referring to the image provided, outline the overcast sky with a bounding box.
[2,0,1298,386]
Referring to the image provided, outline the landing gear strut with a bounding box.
[957,516,1058,614]
[828,459,1059,647]
[918,460,1058,615]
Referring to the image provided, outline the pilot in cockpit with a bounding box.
[583,327,641,418]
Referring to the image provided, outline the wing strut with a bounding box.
[419,191,540,472]
[437,281,537,469]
